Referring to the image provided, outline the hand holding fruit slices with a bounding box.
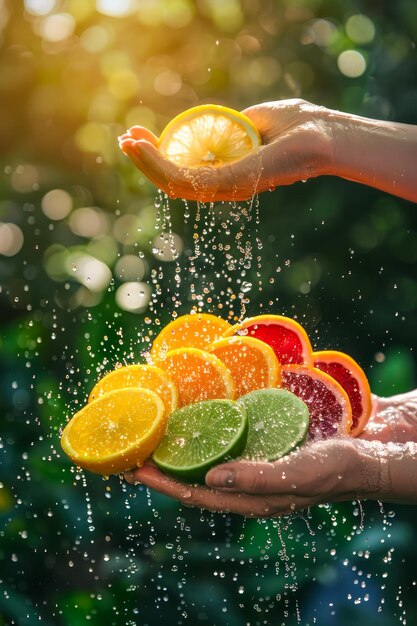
[60,313,372,477]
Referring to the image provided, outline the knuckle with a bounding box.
[246,468,268,493]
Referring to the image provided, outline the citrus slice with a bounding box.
[159,347,235,407]
[153,399,248,482]
[208,336,281,398]
[224,314,313,366]
[60,388,166,475]
[313,350,372,437]
[238,389,309,461]
[150,313,231,363]
[88,364,178,417]
[281,365,352,440]
[158,104,261,169]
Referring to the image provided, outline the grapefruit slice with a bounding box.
[313,350,372,437]
[281,364,352,440]
[208,336,281,398]
[159,347,235,407]
[224,314,313,366]
[61,388,166,475]
[150,313,231,363]
[158,104,262,168]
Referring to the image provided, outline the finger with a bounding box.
[133,141,220,201]
[126,125,159,146]
[124,464,303,517]
[206,439,358,497]
[205,459,291,494]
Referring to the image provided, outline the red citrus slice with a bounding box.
[313,350,372,437]
[223,314,313,366]
[281,364,352,440]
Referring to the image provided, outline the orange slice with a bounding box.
[224,314,313,366]
[150,313,231,363]
[159,347,235,407]
[158,104,262,168]
[313,350,372,437]
[208,336,281,398]
[88,364,178,417]
[60,388,166,475]
[281,364,352,440]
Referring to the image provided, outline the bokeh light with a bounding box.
[152,232,183,261]
[115,254,146,281]
[70,252,112,292]
[10,165,38,193]
[69,207,109,237]
[96,0,137,18]
[41,189,73,220]
[0,223,24,256]
[24,0,58,16]
[38,13,76,42]
[346,14,376,44]
[115,281,151,311]
[337,50,367,78]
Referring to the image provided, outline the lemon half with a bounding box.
[158,104,261,168]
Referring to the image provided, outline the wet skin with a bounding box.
[125,391,417,517]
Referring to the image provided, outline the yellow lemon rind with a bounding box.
[61,388,166,475]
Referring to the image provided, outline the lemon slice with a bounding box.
[61,388,166,475]
[158,104,262,168]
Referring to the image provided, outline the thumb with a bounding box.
[205,461,288,494]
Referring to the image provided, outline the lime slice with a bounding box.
[153,399,248,482]
[238,389,309,461]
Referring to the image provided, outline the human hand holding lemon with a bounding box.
[119,98,417,203]
[118,99,332,202]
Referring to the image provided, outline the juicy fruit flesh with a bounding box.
[61,388,166,474]
[237,323,307,365]
[160,348,235,406]
[282,370,348,440]
[88,364,177,416]
[209,336,280,398]
[153,399,248,481]
[314,360,362,431]
[238,389,309,461]
[151,313,231,362]
[159,107,261,168]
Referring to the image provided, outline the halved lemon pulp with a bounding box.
[158,104,262,168]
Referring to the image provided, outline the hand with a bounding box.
[124,390,417,517]
[118,99,332,202]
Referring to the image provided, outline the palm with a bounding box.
[119,99,330,202]
[359,392,417,443]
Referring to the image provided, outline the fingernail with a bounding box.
[124,471,142,485]
[207,469,235,488]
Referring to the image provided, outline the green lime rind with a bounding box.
[152,399,248,483]
[238,388,309,462]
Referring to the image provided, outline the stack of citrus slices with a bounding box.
[60,313,372,480]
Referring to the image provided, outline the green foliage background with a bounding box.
[1,0,417,624]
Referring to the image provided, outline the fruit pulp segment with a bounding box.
[165,115,253,164]
[282,370,345,439]
[65,390,163,459]
[153,400,247,473]
[244,323,306,365]
[160,348,234,406]
[238,389,309,461]
[209,337,280,397]
[151,313,231,361]
[314,360,362,430]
